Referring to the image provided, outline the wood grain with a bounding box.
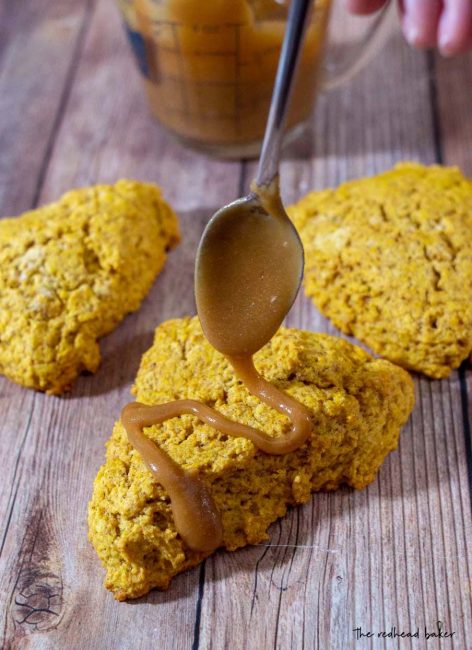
[0,0,471,648]
[0,0,94,215]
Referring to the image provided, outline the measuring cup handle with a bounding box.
[320,0,394,92]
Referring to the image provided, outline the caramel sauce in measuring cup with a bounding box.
[117,0,331,155]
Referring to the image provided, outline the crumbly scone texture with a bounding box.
[288,163,472,378]
[0,180,180,394]
[88,316,414,600]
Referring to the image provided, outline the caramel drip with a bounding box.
[121,356,312,552]
[121,177,312,553]
[250,176,287,223]
[121,402,223,554]
[226,354,312,454]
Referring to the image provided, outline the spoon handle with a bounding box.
[255,0,313,188]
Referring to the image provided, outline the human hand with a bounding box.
[345,0,472,56]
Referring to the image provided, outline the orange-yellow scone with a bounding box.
[0,181,179,393]
[289,163,472,378]
[88,316,414,600]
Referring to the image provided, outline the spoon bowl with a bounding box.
[195,191,304,357]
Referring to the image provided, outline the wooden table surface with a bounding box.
[1,1,471,648]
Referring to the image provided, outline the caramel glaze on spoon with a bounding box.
[121,0,314,555]
[121,180,313,555]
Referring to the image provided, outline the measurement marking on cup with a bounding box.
[144,43,281,59]
[148,18,247,29]
[171,23,190,115]
[139,15,292,137]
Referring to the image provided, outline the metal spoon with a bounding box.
[195,0,312,357]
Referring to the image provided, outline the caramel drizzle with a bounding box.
[121,354,312,553]
[225,355,312,454]
[121,402,223,554]
[121,174,312,554]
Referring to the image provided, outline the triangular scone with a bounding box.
[288,163,472,378]
[0,181,179,393]
[88,316,414,600]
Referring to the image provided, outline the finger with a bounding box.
[344,0,388,16]
[438,0,472,55]
[401,0,442,48]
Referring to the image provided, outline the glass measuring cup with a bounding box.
[117,0,392,158]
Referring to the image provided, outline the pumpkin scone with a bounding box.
[288,163,472,378]
[0,181,179,394]
[88,316,414,600]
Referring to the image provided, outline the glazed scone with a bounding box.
[0,181,179,394]
[88,316,414,600]
[288,163,472,378]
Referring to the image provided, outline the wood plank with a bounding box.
[0,0,241,648]
[435,50,472,495]
[0,6,98,555]
[0,0,94,216]
[435,47,472,647]
[0,1,95,645]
